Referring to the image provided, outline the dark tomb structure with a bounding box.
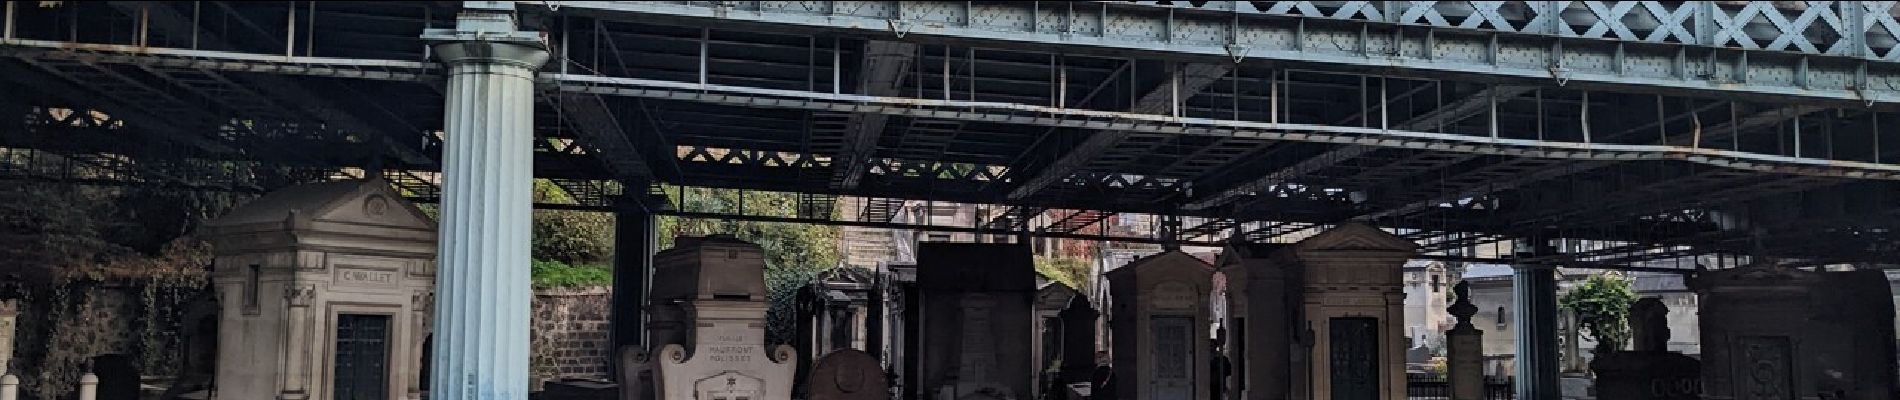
[807,349,889,400]
[796,267,877,396]
[1695,261,1898,400]
[917,243,1036,400]
[1107,251,1216,400]
[1589,297,1700,400]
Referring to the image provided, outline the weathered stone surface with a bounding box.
[1107,250,1215,400]
[1628,297,1670,353]
[875,262,919,400]
[1219,242,1296,400]
[808,349,887,400]
[1694,262,1898,400]
[1445,281,1484,400]
[1287,223,1416,400]
[198,178,437,400]
[0,299,14,377]
[1055,285,1099,387]
[630,236,796,400]
[532,287,614,387]
[1590,351,1700,400]
[917,243,1035,400]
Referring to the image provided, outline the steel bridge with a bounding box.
[4,1,1900,269]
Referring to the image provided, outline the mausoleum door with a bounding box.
[334,314,392,400]
[1326,317,1379,400]
[1150,315,1195,400]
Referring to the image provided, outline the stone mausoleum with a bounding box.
[198,178,438,400]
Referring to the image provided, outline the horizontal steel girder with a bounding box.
[536,1,1900,106]
[550,73,1900,180]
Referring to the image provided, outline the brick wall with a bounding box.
[530,287,614,389]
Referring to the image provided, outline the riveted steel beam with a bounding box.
[552,74,1900,181]
[1184,85,1538,211]
[1008,62,1230,200]
[536,1,1900,106]
[829,40,918,190]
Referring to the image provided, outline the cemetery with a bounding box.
[6,1,1900,400]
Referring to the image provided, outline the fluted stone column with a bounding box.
[1446,281,1483,400]
[1512,265,1561,400]
[422,3,548,399]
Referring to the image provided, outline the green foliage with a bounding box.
[656,186,840,345]
[531,210,614,265]
[530,260,614,289]
[1560,272,1639,353]
[1034,256,1093,293]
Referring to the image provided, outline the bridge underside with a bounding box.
[3,1,1900,269]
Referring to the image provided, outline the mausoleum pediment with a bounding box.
[1290,223,1418,253]
[205,178,434,231]
[198,178,436,257]
[1108,250,1214,278]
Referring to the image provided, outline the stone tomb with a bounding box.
[1032,283,1097,400]
[1287,223,1415,400]
[877,262,919,400]
[795,266,877,391]
[806,349,887,400]
[1589,297,1699,400]
[917,243,1036,400]
[198,179,436,400]
[1107,251,1215,400]
[1221,242,1300,400]
[624,235,796,400]
[1694,262,1897,400]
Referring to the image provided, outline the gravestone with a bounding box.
[1588,297,1699,400]
[1056,288,1100,393]
[1107,250,1215,400]
[1219,242,1299,400]
[0,299,14,377]
[808,349,887,400]
[198,179,436,400]
[917,243,1035,400]
[1693,261,1898,400]
[631,235,797,400]
[1284,223,1415,400]
[1033,283,1078,400]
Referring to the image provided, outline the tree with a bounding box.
[1034,256,1093,293]
[1559,272,1639,354]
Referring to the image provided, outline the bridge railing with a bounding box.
[1127,1,1900,61]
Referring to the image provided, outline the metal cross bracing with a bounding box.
[547,1,1900,104]
[4,2,1900,269]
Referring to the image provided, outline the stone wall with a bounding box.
[531,287,614,389]
[9,281,206,400]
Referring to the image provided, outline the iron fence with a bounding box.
[1406,374,1516,400]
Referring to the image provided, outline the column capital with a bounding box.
[422,5,549,70]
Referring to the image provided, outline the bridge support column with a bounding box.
[1512,241,1561,400]
[422,3,548,399]
[611,196,655,356]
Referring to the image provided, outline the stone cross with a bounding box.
[1445,281,1484,400]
